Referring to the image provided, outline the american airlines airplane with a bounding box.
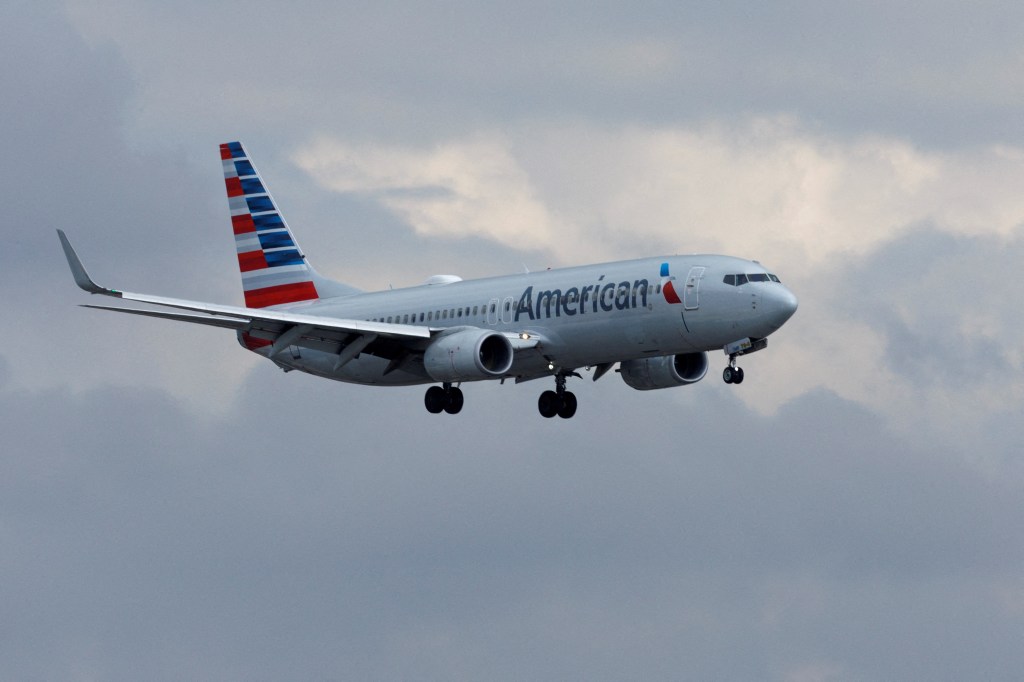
[58,141,798,418]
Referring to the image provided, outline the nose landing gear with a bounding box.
[538,372,578,419]
[425,382,464,414]
[722,337,767,384]
[722,357,745,384]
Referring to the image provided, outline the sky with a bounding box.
[2,1,1023,679]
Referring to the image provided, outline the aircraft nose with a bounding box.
[767,287,798,330]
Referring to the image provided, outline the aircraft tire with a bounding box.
[444,387,464,414]
[538,390,560,418]
[557,392,577,419]
[722,367,734,384]
[733,368,744,384]
[425,385,446,413]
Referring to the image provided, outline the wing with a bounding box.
[58,229,540,371]
[57,230,431,364]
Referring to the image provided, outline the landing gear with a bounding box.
[424,383,464,414]
[538,372,577,418]
[722,356,745,384]
[722,337,768,385]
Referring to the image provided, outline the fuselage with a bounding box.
[251,254,798,386]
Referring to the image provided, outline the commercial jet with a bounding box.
[58,141,798,418]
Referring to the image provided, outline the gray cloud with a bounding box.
[64,1,1024,147]
[839,227,1016,374]
[2,362,1021,680]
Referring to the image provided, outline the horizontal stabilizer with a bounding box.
[81,304,251,330]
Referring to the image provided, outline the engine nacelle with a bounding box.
[619,352,709,391]
[424,328,515,382]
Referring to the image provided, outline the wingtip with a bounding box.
[57,229,114,295]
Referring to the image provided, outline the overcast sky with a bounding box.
[3,1,1023,679]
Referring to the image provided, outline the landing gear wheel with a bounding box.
[557,391,577,419]
[444,386,464,414]
[538,390,560,418]
[425,385,446,413]
[723,355,745,385]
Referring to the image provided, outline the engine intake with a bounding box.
[619,352,709,390]
[424,328,515,382]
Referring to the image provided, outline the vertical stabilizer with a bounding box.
[220,141,359,308]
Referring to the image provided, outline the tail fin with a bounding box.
[220,141,359,308]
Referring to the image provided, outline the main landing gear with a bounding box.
[538,372,578,419]
[424,382,464,414]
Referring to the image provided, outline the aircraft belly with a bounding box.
[281,348,430,386]
[526,309,697,368]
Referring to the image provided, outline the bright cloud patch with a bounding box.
[294,136,568,251]
[297,121,1024,277]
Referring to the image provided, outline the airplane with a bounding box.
[58,141,798,418]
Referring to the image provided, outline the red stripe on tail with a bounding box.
[231,214,256,235]
[225,177,244,197]
[237,250,268,272]
[244,281,319,308]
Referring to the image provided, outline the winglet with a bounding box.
[56,229,118,296]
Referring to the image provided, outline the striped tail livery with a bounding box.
[220,141,357,307]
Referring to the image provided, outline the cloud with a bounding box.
[294,136,568,253]
[2,363,1022,680]
[296,121,1024,275]
[59,1,1024,147]
[0,2,251,408]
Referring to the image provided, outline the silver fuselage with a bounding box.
[258,254,798,385]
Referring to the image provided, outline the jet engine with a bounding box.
[619,352,709,390]
[424,328,515,382]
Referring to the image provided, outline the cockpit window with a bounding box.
[723,272,781,286]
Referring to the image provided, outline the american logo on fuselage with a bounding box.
[514,262,690,322]
[515,276,652,321]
